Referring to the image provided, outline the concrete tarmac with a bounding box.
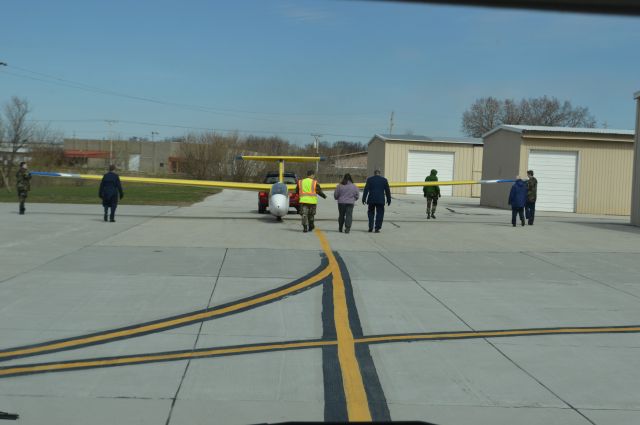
[1,190,639,425]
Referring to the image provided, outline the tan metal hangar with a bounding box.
[480,125,635,215]
[367,134,484,197]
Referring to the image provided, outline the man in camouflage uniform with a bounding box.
[525,169,538,225]
[15,162,32,215]
[423,169,441,219]
[296,170,327,233]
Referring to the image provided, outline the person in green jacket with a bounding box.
[423,169,440,219]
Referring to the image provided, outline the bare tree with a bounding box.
[29,143,65,169]
[0,97,38,190]
[461,97,502,138]
[176,132,369,182]
[178,132,267,182]
[461,96,597,137]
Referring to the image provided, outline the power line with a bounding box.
[2,68,381,129]
[27,118,375,139]
[2,64,387,118]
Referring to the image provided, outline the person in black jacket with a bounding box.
[99,165,124,222]
[362,169,391,233]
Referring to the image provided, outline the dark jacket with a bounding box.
[363,175,391,205]
[423,169,440,198]
[99,171,124,202]
[508,179,528,209]
[527,177,538,203]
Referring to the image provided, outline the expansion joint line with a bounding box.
[0,258,331,362]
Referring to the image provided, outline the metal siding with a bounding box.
[480,130,521,209]
[385,143,406,194]
[472,146,483,197]
[632,97,640,225]
[384,142,476,195]
[522,139,634,215]
[367,138,385,178]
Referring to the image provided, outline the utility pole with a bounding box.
[151,131,159,142]
[311,133,322,176]
[105,120,117,166]
[389,111,395,135]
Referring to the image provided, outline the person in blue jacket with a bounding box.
[99,165,124,222]
[508,176,528,227]
[362,169,391,233]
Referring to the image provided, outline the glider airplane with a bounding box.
[32,155,513,220]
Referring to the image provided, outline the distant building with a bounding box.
[367,134,484,197]
[0,141,61,167]
[0,142,31,166]
[63,139,182,174]
[330,151,367,169]
[481,125,635,215]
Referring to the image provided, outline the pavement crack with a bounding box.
[376,251,598,424]
[376,252,477,331]
[0,208,172,287]
[522,251,640,301]
[486,341,597,425]
[164,247,228,425]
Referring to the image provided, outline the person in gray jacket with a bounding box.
[333,173,359,233]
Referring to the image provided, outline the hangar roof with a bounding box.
[372,134,483,145]
[483,125,634,139]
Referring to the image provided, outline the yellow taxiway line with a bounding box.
[316,229,372,422]
[0,340,336,378]
[3,325,640,379]
[356,326,640,344]
[0,265,331,360]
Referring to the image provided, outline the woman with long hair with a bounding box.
[333,173,359,233]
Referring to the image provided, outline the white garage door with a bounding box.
[407,151,454,196]
[527,150,578,212]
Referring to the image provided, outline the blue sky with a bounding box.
[1,0,639,144]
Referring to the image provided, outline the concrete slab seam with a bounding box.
[164,247,229,425]
[0,258,331,362]
[522,251,640,301]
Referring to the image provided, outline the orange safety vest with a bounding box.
[298,178,318,204]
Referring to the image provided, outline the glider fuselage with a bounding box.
[268,182,290,218]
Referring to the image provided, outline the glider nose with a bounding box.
[270,194,289,217]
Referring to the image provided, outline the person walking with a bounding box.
[508,176,528,227]
[525,170,537,225]
[423,169,441,219]
[296,170,327,233]
[362,169,391,233]
[99,165,124,222]
[15,162,32,215]
[334,173,359,233]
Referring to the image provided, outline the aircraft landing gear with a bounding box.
[276,216,283,222]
